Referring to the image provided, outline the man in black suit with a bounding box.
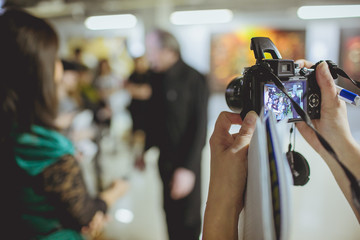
[141,29,209,240]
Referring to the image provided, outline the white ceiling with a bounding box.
[4,0,360,20]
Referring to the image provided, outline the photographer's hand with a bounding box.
[202,111,257,240]
[295,60,355,157]
[295,59,360,222]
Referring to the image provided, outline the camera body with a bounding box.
[226,37,321,122]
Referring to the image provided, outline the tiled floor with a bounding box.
[80,93,360,240]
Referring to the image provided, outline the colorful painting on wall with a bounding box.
[340,28,360,94]
[210,27,306,92]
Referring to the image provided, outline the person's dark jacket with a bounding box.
[145,58,209,176]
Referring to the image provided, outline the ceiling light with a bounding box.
[297,5,360,19]
[85,14,137,30]
[170,9,233,25]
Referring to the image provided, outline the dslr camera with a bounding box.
[226,37,321,122]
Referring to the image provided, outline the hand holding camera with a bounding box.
[225,36,360,217]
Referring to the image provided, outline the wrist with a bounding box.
[99,191,115,207]
[206,187,243,216]
[203,195,242,240]
[205,198,243,218]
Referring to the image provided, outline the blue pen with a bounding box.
[336,85,360,107]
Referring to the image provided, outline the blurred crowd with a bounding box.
[56,51,132,168]
[22,11,209,238]
[2,4,209,239]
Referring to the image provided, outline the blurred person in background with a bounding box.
[72,47,84,65]
[124,55,152,171]
[55,59,84,131]
[93,58,121,128]
[56,59,100,164]
[0,7,129,239]
[141,28,209,240]
[77,63,101,119]
[125,55,152,132]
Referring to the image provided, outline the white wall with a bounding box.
[306,21,341,63]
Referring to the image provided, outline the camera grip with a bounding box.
[307,71,321,119]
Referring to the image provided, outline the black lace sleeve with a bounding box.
[41,154,107,229]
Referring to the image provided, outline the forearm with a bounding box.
[43,155,107,227]
[337,139,360,178]
[203,111,256,239]
[125,83,151,100]
[202,195,242,240]
[203,177,244,240]
[320,138,360,222]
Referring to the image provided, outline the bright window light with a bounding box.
[85,14,137,30]
[297,5,360,19]
[170,9,233,25]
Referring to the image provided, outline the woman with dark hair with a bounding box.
[0,8,129,239]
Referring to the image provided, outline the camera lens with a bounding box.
[225,77,244,113]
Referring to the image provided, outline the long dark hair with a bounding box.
[0,8,59,136]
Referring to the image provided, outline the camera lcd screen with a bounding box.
[264,80,306,121]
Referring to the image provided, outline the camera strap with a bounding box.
[258,62,360,215]
[322,60,360,89]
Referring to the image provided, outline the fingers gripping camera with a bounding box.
[225,37,322,122]
[225,37,360,215]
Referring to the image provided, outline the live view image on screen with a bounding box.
[264,81,305,121]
